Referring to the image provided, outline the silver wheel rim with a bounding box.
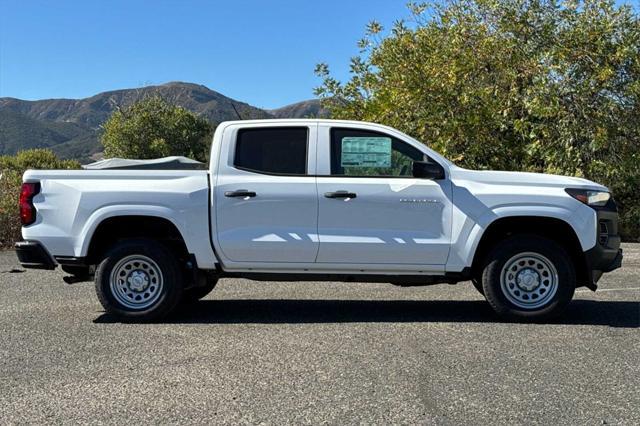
[500,252,558,310]
[109,255,164,310]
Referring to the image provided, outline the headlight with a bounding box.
[565,188,611,206]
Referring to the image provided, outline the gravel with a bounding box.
[0,244,638,424]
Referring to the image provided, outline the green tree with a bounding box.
[315,0,640,240]
[0,149,80,248]
[101,96,213,162]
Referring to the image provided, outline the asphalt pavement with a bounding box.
[0,245,638,424]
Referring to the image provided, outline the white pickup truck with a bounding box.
[15,119,622,322]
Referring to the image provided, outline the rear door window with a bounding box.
[234,127,308,175]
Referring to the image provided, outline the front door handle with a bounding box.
[324,190,357,199]
[225,189,257,198]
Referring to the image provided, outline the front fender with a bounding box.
[446,203,596,272]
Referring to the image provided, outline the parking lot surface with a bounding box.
[1,245,638,424]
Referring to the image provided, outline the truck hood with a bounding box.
[450,167,608,191]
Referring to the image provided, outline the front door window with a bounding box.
[330,128,426,177]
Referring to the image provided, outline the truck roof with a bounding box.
[218,118,388,127]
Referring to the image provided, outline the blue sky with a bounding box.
[0,0,408,109]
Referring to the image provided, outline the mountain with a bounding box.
[0,109,93,155]
[269,99,329,119]
[0,82,326,162]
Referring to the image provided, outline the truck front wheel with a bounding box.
[95,239,184,322]
[181,278,218,304]
[471,278,484,296]
[481,235,575,321]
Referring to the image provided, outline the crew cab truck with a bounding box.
[15,119,622,322]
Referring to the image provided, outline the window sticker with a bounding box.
[340,137,392,168]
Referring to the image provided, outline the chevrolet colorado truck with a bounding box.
[15,119,623,321]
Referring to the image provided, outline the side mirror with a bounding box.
[412,161,445,180]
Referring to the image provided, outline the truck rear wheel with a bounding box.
[481,235,575,321]
[95,239,183,322]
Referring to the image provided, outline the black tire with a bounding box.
[95,239,184,322]
[481,235,575,321]
[471,278,484,296]
[181,278,218,304]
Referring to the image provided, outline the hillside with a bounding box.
[269,99,329,119]
[0,82,325,162]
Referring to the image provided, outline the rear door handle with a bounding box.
[225,189,257,198]
[324,190,357,199]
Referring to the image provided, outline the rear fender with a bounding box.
[79,205,219,269]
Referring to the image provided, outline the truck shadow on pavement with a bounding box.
[95,299,639,328]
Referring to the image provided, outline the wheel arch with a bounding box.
[470,215,588,287]
[84,214,190,265]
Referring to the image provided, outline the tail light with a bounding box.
[19,182,41,226]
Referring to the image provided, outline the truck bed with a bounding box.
[21,169,215,269]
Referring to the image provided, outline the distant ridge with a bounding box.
[268,99,329,119]
[0,82,326,162]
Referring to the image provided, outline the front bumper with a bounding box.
[584,205,623,287]
[15,241,56,270]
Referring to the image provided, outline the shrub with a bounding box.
[101,96,213,162]
[0,149,80,248]
[315,0,640,241]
